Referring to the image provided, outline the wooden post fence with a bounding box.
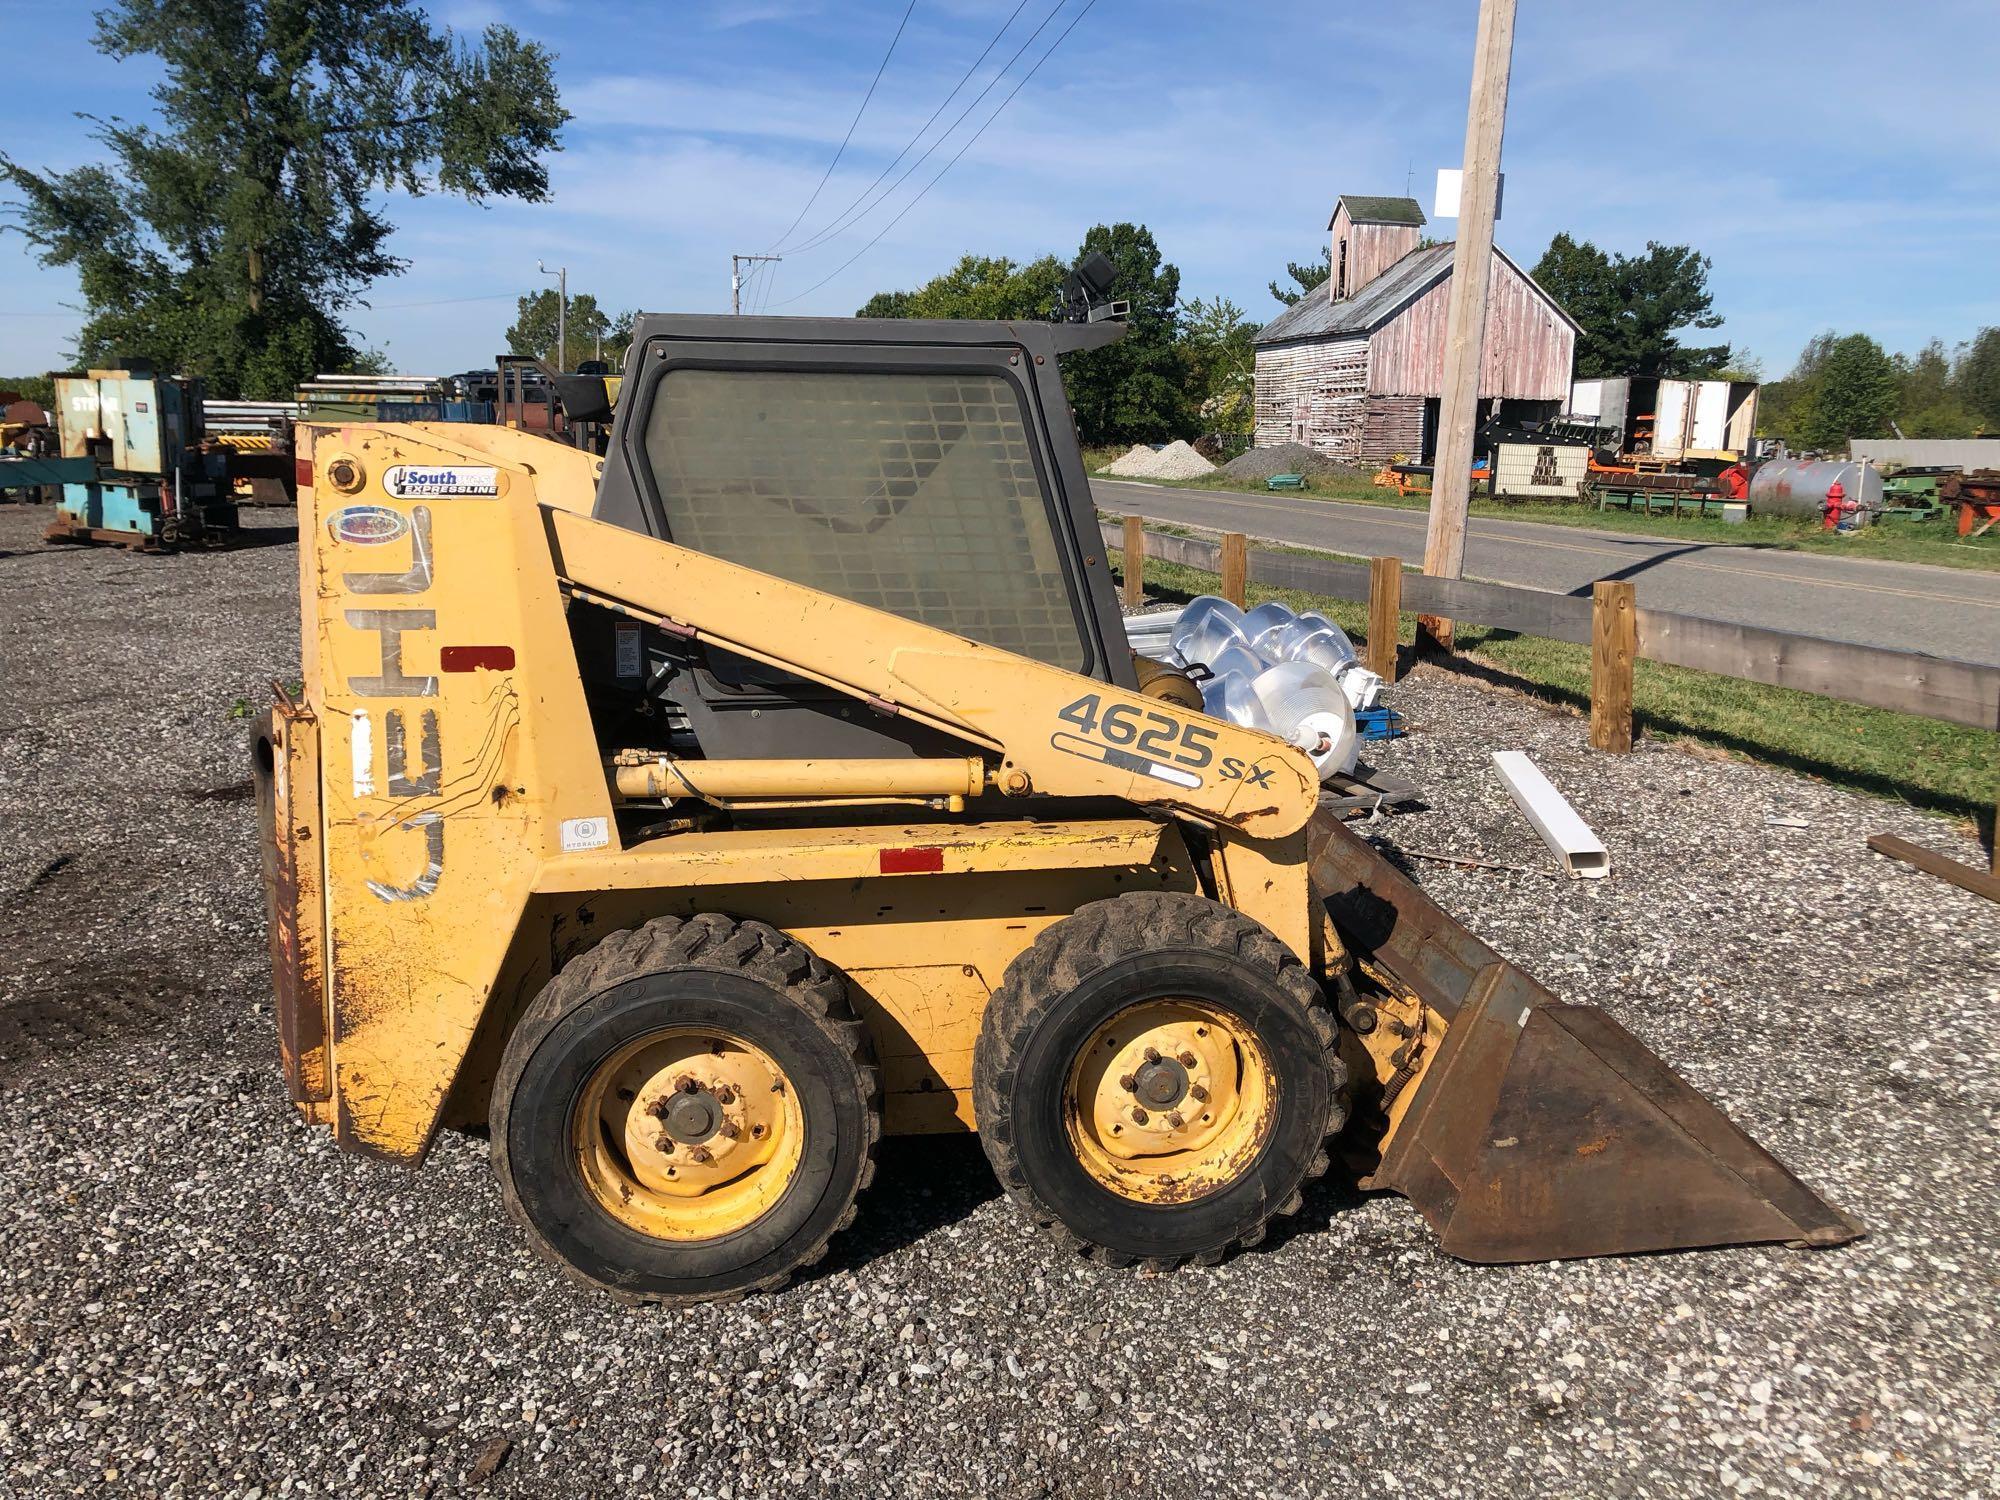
[1122,515,1145,606]
[1589,579,1637,753]
[1220,532,1248,608]
[1368,556,1401,682]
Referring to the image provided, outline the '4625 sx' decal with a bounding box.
[1049,693,1282,793]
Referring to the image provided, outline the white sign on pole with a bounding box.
[1434,168,1504,221]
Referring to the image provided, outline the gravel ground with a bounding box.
[1218,443,1358,482]
[1,501,1995,1499]
[1101,441,1215,480]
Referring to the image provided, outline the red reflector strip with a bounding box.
[879,846,944,875]
[440,645,516,672]
[294,457,313,489]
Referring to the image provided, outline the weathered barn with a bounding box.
[1252,195,1578,464]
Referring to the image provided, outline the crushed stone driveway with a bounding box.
[0,501,1994,1498]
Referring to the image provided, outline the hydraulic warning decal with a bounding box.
[1050,693,1212,790]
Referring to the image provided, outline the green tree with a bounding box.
[857,290,916,318]
[855,254,1065,322]
[1,1,566,398]
[1891,339,1979,438]
[505,289,634,368]
[1794,333,1899,450]
[1,375,56,407]
[1268,247,1330,307]
[1956,327,2000,430]
[1531,232,1729,377]
[1757,332,1833,439]
[1179,295,1259,431]
[1060,223,1192,444]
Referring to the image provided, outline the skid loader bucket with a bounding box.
[1307,813,1863,1262]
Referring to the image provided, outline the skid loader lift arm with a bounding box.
[547,507,1319,839]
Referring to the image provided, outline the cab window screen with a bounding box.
[642,368,1083,668]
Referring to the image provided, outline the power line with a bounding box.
[779,0,1067,262]
[775,0,1033,258]
[763,0,920,255]
[772,0,1100,309]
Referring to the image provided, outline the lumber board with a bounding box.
[1866,834,2000,904]
[1635,609,2000,731]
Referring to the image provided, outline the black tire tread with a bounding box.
[490,912,879,1305]
[972,890,1348,1272]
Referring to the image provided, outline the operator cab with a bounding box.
[581,313,1136,763]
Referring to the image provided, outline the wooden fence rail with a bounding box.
[1101,518,2000,736]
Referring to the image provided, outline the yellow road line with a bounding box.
[1100,486,2000,612]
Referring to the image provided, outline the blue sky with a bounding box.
[3,0,1996,379]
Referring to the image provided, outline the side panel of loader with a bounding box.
[300,424,613,1159]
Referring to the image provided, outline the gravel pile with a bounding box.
[1101,440,1215,480]
[1219,443,1358,481]
[1,500,1995,1497]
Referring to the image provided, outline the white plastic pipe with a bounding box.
[1491,751,1609,879]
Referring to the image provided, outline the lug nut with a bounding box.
[1143,1047,1160,1063]
[719,1120,741,1140]
[1118,1073,1137,1093]
[655,1136,675,1155]
[688,1145,712,1164]
[1166,1111,1185,1130]
[1190,1084,1209,1103]
[715,1085,737,1105]
[674,1075,699,1094]
[1177,1050,1197,1068]
[1130,1106,1149,1126]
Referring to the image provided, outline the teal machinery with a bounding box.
[0,362,238,548]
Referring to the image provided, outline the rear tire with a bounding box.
[492,913,878,1304]
[973,891,1347,1270]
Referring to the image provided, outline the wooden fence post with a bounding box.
[1367,556,1401,683]
[1220,532,1247,608]
[1122,515,1145,607]
[1590,579,1636,753]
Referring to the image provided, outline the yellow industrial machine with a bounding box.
[257,313,1859,1303]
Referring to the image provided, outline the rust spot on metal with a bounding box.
[1575,1136,1611,1157]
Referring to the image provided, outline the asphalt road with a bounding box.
[1092,481,2000,668]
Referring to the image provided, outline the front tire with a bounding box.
[491,913,878,1304]
[973,892,1347,1270]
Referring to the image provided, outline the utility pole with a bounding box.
[1419,0,1517,656]
[731,253,782,315]
[537,259,568,371]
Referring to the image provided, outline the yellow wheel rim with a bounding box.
[1064,1000,1276,1204]
[572,1027,804,1242]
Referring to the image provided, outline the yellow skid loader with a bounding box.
[256,313,1859,1302]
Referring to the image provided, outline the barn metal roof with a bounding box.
[1252,243,1580,347]
[1328,195,1427,228]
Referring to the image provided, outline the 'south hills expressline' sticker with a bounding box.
[381,464,500,499]
[326,505,411,547]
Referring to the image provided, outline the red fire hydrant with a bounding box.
[1823,480,1846,531]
